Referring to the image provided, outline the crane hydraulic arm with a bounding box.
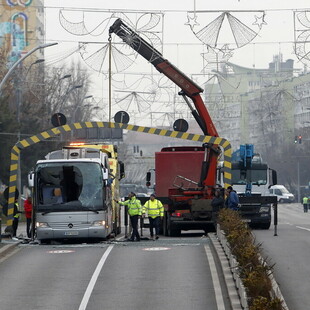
[109,18,218,137]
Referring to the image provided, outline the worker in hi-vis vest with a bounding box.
[302,195,309,213]
[116,192,142,241]
[142,194,164,240]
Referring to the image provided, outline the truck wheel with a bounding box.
[167,216,181,237]
[171,228,181,237]
[163,212,168,236]
[260,222,271,230]
[117,226,121,235]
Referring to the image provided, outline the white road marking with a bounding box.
[47,250,75,254]
[296,226,310,232]
[0,248,20,264]
[143,247,170,251]
[78,245,114,310]
[172,243,201,246]
[204,245,226,310]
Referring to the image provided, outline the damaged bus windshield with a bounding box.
[35,162,105,212]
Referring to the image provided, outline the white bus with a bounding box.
[29,146,116,243]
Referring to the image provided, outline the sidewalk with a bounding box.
[0,221,27,244]
[0,221,28,258]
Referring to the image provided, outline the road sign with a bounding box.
[114,111,130,124]
[51,113,67,127]
[173,119,189,132]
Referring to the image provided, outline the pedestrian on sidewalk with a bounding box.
[115,192,142,241]
[142,194,164,240]
[211,188,225,211]
[23,196,33,238]
[225,186,240,211]
[302,195,309,213]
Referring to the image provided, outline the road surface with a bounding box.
[253,202,310,310]
[0,232,233,310]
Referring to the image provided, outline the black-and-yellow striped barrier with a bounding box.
[7,121,232,227]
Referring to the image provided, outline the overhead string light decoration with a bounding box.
[294,10,310,67]
[59,10,164,75]
[201,44,234,73]
[186,10,266,50]
[185,3,266,74]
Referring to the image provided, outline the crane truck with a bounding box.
[110,19,222,236]
[217,144,277,229]
[109,19,273,236]
[28,143,124,242]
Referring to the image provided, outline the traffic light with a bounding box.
[294,135,302,144]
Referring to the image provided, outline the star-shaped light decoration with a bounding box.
[219,44,234,61]
[78,43,87,57]
[252,13,267,30]
[185,13,200,31]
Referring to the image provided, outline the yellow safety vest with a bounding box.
[14,202,20,219]
[303,197,309,204]
[119,197,142,216]
[143,199,164,218]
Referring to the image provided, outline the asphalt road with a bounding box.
[253,202,310,310]
[0,232,233,310]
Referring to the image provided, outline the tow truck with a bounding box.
[110,19,224,236]
[218,144,278,229]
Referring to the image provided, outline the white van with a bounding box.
[269,185,295,203]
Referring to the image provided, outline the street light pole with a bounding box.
[298,161,300,203]
[71,96,95,141]
[59,84,83,111]
[24,58,45,81]
[0,42,58,95]
[16,58,45,209]
[72,95,93,122]
[0,42,57,208]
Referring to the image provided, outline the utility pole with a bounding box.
[298,161,300,203]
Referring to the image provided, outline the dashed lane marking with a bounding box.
[143,247,171,251]
[296,226,310,232]
[47,250,75,254]
[78,245,114,310]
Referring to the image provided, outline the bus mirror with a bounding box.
[146,171,151,182]
[119,161,125,179]
[28,172,34,187]
[102,168,109,180]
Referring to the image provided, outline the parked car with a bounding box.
[269,185,295,203]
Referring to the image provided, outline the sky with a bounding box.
[43,0,310,126]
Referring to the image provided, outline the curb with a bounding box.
[209,230,290,310]
[209,233,243,310]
